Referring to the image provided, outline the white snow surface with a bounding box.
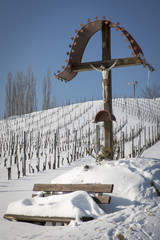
[0,142,160,240]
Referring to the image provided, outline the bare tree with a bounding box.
[51,96,58,108]
[47,68,51,109]
[42,75,47,110]
[25,66,37,114]
[42,68,52,110]
[141,83,160,99]
[12,81,17,116]
[5,66,37,118]
[5,72,13,117]
[15,71,25,115]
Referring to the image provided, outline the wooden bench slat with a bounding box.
[33,183,113,193]
[4,214,93,224]
[4,214,75,223]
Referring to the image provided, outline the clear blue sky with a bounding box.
[0,0,159,118]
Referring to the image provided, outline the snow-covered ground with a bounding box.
[0,142,160,240]
[0,99,160,239]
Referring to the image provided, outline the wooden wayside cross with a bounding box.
[55,17,154,159]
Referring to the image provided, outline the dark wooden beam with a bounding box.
[72,56,141,72]
[102,24,112,158]
[4,214,94,224]
[4,214,75,224]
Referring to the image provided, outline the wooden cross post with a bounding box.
[102,24,113,159]
[71,43,142,160]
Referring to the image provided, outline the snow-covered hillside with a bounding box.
[0,98,160,240]
[0,98,160,176]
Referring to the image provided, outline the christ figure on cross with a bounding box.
[91,60,118,103]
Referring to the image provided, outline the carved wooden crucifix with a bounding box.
[55,18,154,159]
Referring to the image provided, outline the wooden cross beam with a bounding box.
[72,56,141,72]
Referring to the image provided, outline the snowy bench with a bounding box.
[32,183,114,205]
[4,183,114,225]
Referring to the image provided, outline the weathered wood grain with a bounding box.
[33,183,114,193]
